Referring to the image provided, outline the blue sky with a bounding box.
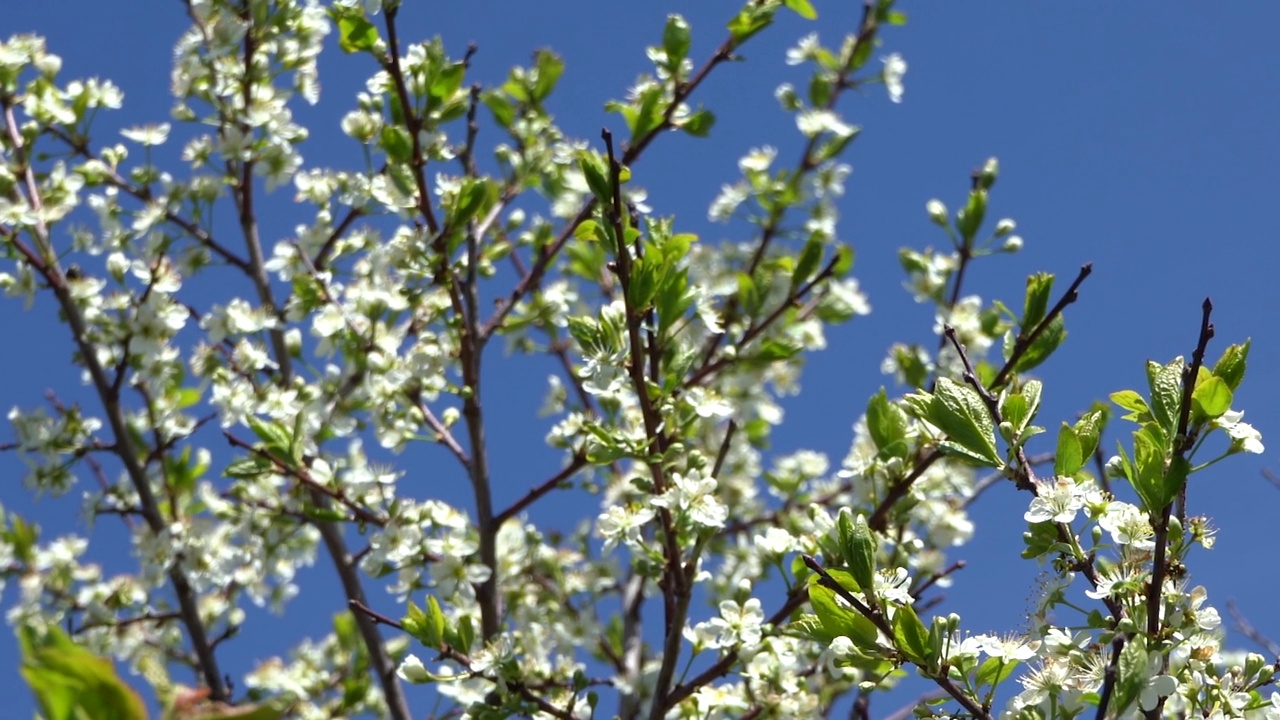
[4,1,1280,717]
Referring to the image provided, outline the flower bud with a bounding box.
[1001,236,1023,253]
[1104,455,1124,479]
[977,157,999,189]
[926,199,948,227]
[994,218,1016,237]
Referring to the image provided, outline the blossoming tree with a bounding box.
[1,0,1275,719]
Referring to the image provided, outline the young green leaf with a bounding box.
[1147,358,1185,435]
[929,378,1002,467]
[976,656,1020,687]
[380,126,413,164]
[783,0,818,20]
[1013,315,1065,373]
[1021,272,1054,332]
[727,6,776,42]
[532,49,565,102]
[247,415,292,459]
[866,389,909,459]
[1073,409,1105,461]
[1191,375,1232,421]
[1110,389,1152,423]
[1131,425,1170,512]
[19,625,148,720]
[662,14,692,64]
[792,236,824,292]
[807,580,880,652]
[1054,422,1083,477]
[1211,339,1250,391]
[1000,392,1028,440]
[837,509,877,592]
[955,189,987,239]
[577,151,613,206]
[677,108,714,137]
[429,63,466,108]
[337,15,380,54]
[889,603,933,667]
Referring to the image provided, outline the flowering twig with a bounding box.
[480,19,747,341]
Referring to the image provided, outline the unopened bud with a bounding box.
[977,157,999,189]
[926,199,948,227]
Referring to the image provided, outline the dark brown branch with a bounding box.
[494,452,588,526]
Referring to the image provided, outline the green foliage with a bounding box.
[19,625,147,720]
[905,378,1003,467]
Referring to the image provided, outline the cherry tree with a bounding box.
[1,1,1275,719]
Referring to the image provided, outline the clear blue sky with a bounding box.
[4,2,1279,716]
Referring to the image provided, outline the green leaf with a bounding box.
[300,506,348,522]
[783,0,818,20]
[807,579,880,651]
[531,50,564,102]
[976,656,1019,686]
[577,151,613,205]
[750,339,803,363]
[483,91,515,129]
[955,189,987,239]
[627,255,658,311]
[380,126,413,164]
[935,440,999,466]
[630,85,665,142]
[736,273,760,315]
[451,179,489,227]
[573,219,602,242]
[837,510,876,592]
[1147,358,1185,435]
[1191,375,1232,420]
[832,244,855,276]
[930,378,1002,467]
[421,596,447,649]
[787,613,838,644]
[19,625,148,720]
[449,614,475,653]
[1073,409,1105,461]
[1211,339,1250,391]
[1000,393,1028,440]
[680,108,716,137]
[1110,389,1151,422]
[246,416,292,459]
[337,15,380,54]
[429,64,466,108]
[1022,379,1043,423]
[1013,315,1065,373]
[808,74,832,108]
[1001,379,1041,441]
[727,6,775,43]
[224,457,269,479]
[884,10,908,25]
[1021,520,1060,560]
[1131,425,1170,512]
[792,236,824,292]
[1054,422,1083,477]
[662,15,692,64]
[889,603,932,667]
[1021,273,1054,332]
[866,389,909,459]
